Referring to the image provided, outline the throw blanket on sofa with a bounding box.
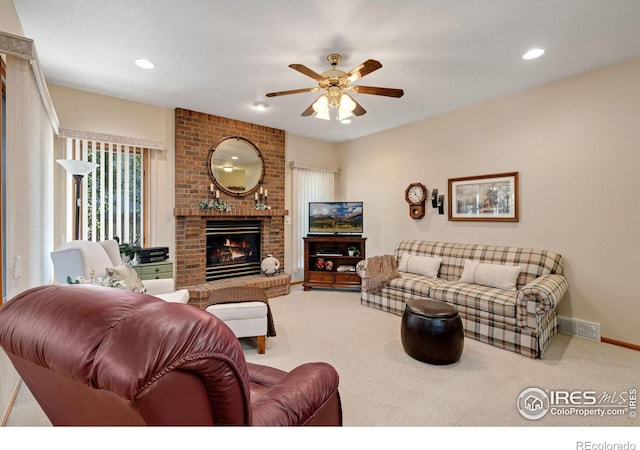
[206,286,276,336]
[364,255,400,293]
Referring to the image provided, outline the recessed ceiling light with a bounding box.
[522,48,545,60]
[252,102,269,111]
[135,58,154,69]
[340,119,352,124]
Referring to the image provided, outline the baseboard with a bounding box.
[0,379,21,427]
[601,337,640,352]
[290,280,304,286]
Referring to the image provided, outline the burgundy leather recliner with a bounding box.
[0,285,342,426]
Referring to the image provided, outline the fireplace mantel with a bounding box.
[174,208,288,218]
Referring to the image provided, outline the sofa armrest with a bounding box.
[516,273,568,327]
[250,362,341,426]
[355,257,399,294]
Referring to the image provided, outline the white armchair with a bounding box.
[50,240,189,304]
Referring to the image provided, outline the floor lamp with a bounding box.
[57,159,99,240]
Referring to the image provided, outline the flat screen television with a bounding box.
[308,201,363,235]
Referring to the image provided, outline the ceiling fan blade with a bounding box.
[349,85,404,98]
[289,64,326,81]
[266,87,319,97]
[301,101,316,117]
[343,93,367,117]
[347,59,382,82]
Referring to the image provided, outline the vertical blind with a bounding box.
[65,138,145,245]
[290,162,337,272]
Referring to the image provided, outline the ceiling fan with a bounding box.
[266,53,404,121]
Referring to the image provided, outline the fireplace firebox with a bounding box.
[206,220,261,281]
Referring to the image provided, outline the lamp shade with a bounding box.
[56,159,98,176]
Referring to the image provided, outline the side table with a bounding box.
[132,260,173,280]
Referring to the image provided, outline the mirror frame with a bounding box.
[207,136,265,196]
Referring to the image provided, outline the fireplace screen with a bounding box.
[206,220,261,280]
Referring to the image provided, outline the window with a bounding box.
[290,162,337,272]
[65,138,149,246]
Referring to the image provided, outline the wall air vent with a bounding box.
[558,316,601,341]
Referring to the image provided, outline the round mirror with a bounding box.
[208,136,264,196]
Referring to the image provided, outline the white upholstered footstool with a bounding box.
[205,301,268,354]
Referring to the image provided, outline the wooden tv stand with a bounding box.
[303,235,366,291]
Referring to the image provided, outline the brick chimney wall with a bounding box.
[173,108,286,288]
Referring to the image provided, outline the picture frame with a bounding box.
[448,172,519,222]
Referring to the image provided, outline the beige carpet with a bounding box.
[6,285,640,430]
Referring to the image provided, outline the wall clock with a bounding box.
[405,182,427,219]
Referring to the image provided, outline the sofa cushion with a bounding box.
[429,282,518,321]
[398,254,442,278]
[459,259,521,291]
[389,272,449,297]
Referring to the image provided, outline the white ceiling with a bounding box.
[13,0,640,143]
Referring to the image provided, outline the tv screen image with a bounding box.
[308,201,363,234]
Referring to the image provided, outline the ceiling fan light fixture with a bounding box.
[312,94,329,112]
[312,94,331,120]
[266,53,402,121]
[315,110,331,120]
[338,94,356,121]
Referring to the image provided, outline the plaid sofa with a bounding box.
[356,240,568,359]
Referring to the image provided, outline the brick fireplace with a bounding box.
[174,108,289,305]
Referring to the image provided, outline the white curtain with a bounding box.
[291,162,337,272]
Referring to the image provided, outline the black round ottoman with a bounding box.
[401,299,464,365]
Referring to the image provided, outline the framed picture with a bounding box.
[448,172,519,222]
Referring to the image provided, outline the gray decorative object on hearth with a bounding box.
[261,254,281,276]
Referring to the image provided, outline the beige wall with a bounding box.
[337,57,640,345]
[48,84,168,143]
[0,0,23,36]
[47,84,176,251]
